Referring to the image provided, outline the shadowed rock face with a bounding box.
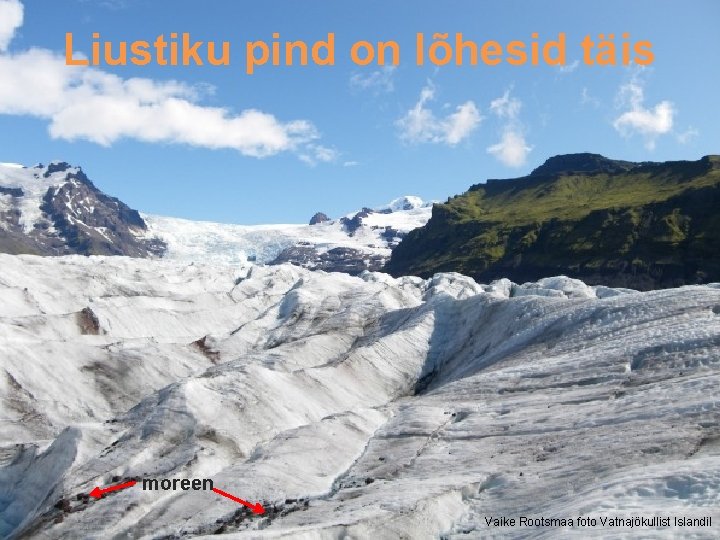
[271,206,412,274]
[260,203,422,274]
[309,212,329,225]
[340,208,374,236]
[0,163,165,257]
[270,244,387,274]
[387,154,720,290]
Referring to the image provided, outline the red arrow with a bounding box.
[212,487,265,514]
[89,480,137,499]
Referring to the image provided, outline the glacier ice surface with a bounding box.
[0,255,718,538]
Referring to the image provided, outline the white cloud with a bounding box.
[489,90,522,120]
[298,144,338,167]
[78,0,129,8]
[558,60,580,74]
[487,129,532,167]
[0,0,22,52]
[0,2,331,162]
[444,102,483,145]
[350,66,395,94]
[676,127,698,145]
[343,160,359,167]
[613,79,674,150]
[396,82,481,146]
[580,87,600,108]
[486,89,532,167]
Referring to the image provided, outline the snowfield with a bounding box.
[143,196,433,267]
[0,254,719,539]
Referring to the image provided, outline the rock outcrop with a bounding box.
[308,212,330,225]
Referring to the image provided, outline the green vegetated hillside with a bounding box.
[386,153,720,290]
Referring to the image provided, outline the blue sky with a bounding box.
[0,0,718,224]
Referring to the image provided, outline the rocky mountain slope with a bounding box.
[386,154,720,290]
[1,160,432,274]
[1,254,718,538]
[0,162,165,257]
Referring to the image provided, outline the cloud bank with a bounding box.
[613,79,674,150]
[397,82,481,146]
[0,1,333,162]
[486,89,532,167]
[0,0,23,52]
[350,66,396,94]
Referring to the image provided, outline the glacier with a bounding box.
[0,254,719,538]
[143,196,432,269]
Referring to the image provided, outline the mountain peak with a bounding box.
[44,161,75,178]
[530,153,638,177]
[376,196,429,212]
[0,161,164,257]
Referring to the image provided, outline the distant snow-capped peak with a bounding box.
[376,195,430,212]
